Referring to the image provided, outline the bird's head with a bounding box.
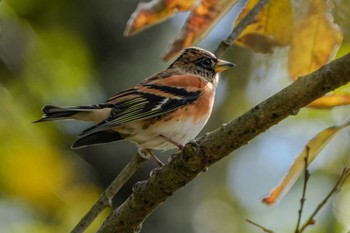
[168,47,235,81]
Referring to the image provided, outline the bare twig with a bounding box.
[246,219,274,233]
[298,167,350,233]
[71,153,146,233]
[214,0,270,58]
[295,146,311,233]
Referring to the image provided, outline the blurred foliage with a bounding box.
[0,0,350,233]
[0,0,107,232]
[125,0,239,60]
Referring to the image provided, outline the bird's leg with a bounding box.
[159,134,184,163]
[147,149,165,176]
[139,149,165,177]
[143,148,164,167]
[159,134,184,150]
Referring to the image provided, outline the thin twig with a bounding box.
[298,166,350,233]
[71,153,147,233]
[295,146,311,233]
[214,0,270,58]
[246,219,274,233]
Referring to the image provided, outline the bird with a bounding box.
[34,47,235,166]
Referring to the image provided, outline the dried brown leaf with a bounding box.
[124,0,195,36]
[162,0,238,61]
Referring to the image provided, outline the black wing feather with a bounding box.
[79,85,200,137]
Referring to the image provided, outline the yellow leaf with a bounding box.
[162,0,238,60]
[234,0,294,53]
[288,0,343,81]
[262,121,350,205]
[124,0,195,36]
[308,93,350,108]
[335,42,350,60]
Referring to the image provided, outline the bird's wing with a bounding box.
[79,73,206,137]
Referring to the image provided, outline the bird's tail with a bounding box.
[33,105,95,123]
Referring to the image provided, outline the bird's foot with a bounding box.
[167,153,178,163]
[149,165,164,177]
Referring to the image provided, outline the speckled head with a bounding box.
[168,47,235,82]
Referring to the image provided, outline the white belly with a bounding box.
[126,115,209,151]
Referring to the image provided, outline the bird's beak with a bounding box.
[214,59,235,73]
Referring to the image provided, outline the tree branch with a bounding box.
[96,52,350,233]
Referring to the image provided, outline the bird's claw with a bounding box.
[167,153,178,163]
[149,166,164,177]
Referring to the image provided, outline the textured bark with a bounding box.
[97,53,350,233]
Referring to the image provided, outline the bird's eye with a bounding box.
[201,57,212,67]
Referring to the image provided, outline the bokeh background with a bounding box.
[1,0,350,232]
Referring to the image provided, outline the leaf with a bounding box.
[288,0,345,108]
[262,121,350,205]
[306,42,350,108]
[124,0,195,36]
[234,0,294,53]
[162,0,238,61]
[308,93,350,108]
[288,0,343,81]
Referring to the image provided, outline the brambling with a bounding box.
[35,47,234,166]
